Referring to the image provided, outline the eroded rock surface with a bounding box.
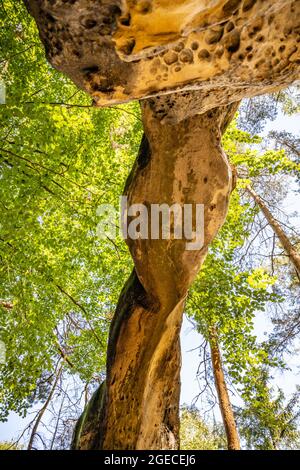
[72,102,237,450]
[25,0,300,120]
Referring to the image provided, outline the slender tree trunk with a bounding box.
[209,328,240,450]
[246,185,300,277]
[72,102,237,450]
[27,364,63,450]
[49,383,67,450]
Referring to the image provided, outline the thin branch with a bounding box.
[27,364,63,450]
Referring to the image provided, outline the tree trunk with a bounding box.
[72,102,237,450]
[246,185,300,277]
[209,328,240,450]
[28,364,63,450]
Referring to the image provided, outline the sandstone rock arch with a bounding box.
[24,0,300,450]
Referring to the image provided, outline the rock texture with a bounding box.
[24,0,300,120]
[72,102,237,449]
[24,0,300,450]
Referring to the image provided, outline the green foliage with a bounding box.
[0,0,299,451]
[187,256,279,375]
[223,118,300,179]
[237,95,278,134]
[232,148,299,178]
[180,406,226,450]
[237,86,300,135]
[277,86,300,116]
[187,165,280,368]
[0,441,22,450]
[0,0,142,419]
[236,372,300,450]
[186,117,287,443]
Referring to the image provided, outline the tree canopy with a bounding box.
[0,0,299,451]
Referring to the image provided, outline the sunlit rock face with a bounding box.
[25,0,300,120]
